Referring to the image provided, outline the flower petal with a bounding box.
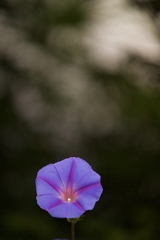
[75,168,101,191]
[70,157,92,186]
[76,182,103,210]
[54,157,93,190]
[37,164,63,192]
[36,194,62,210]
[53,157,75,189]
[48,202,84,218]
[36,177,60,196]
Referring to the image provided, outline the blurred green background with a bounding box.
[0,0,160,240]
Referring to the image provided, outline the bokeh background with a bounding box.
[0,0,160,239]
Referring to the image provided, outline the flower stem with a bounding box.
[71,222,75,240]
[67,216,83,239]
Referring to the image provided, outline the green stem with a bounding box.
[71,221,75,240]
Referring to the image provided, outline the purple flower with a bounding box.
[35,157,103,218]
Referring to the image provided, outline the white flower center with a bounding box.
[67,197,71,202]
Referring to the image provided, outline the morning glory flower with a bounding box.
[35,157,103,218]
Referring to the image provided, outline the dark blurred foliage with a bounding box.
[0,0,160,240]
[130,0,160,15]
